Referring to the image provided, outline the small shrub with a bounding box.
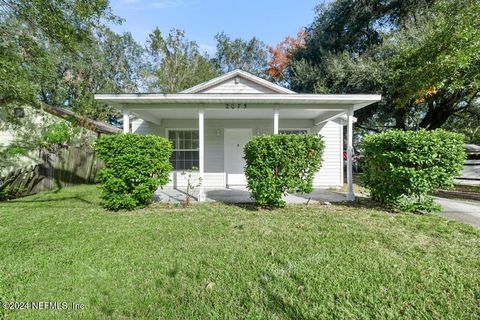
[42,123,73,145]
[361,129,465,213]
[0,185,10,201]
[95,134,173,210]
[244,134,325,207]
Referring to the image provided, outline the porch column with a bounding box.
[198,108,205,202]
[346,106,355,201]
[273,107,279,134]
[122,109,130,133]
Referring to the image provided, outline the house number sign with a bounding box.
[225,103,247,109]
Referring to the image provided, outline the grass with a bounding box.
[0,185,479,319]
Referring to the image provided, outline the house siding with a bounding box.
[312,120,343,187]
[0,131,13,147]
[198,77,278,94]
[132,118,343,188]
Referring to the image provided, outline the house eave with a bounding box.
[95,93,381,110]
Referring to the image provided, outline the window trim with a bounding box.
[165,128,200,172]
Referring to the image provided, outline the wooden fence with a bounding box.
[0,147,103,199]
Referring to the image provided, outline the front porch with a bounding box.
[154,187,347,204]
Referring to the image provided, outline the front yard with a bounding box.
[1,185,479,319]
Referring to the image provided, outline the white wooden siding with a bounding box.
[312,120,343,187]
[133,118,343,188]
[198,77,278,94]
[131,118,151,134]
[166,172,225,188]
[0,131,13,147]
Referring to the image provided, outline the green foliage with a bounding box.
[443,110,480,144]
[146,28,219,93]
[213,32,268,77]
[1,0,144,133]
[42,123,72,145]
[244,134,324,207]
[1,1,144,168]
[288,0,479,132]
[390,0,480,105]
[4,146,26,157]
[0,186,9,201]
[0,0,118,108]
[94,134,173,210]
[361,130,465,213]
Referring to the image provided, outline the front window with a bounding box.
[279,129,309,135]
[168,130,199,170]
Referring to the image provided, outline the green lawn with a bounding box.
[1,185,479,319]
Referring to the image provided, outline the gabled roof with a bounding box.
[181,69,296,94]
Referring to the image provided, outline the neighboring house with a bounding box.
[0,105,119,176]
[456,144,480,184]
[95,69,381,201]
[1,107,57,174]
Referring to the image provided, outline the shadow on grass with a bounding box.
[8,196,94,205]
[265,291,304,319]
[1,189,96,207]
[219,202,264,212]
[332,196,394,212]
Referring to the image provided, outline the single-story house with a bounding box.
[95,70,381,201]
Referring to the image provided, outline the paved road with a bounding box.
[435,197,480,228]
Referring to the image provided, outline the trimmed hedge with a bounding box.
[95,134,173,210]
[361,129,465,213]
[244,134,325,207]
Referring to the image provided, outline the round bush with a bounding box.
[360,129,465,213]
[244,134,325,207]
[94,134,173,210]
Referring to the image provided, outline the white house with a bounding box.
[95,70,381,201]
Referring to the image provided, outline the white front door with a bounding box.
[224,129,252,186]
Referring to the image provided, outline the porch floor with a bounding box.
[154,187,347,204]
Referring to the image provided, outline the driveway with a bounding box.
[435,197,480,228]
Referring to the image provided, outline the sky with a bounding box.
[109,0,321,54]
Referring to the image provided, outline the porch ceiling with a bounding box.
[132,108,344,121]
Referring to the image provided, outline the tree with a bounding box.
[146,28,219,93]
[0,0,146,172]
[287,0,480,132]
[36,28,146,123]
[0,0,118,110]
[442,105,480,144]
[213,32,268,77]
[266,30,306,82]
[286,0,480,132]
[386,0,480,130]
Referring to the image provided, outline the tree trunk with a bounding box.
[419,90,465,130]
[394,107,408,130]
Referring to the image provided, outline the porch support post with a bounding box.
[346,106,355,201]
[198,108,205,202]
[122,109,130,133]
[273,107,279,134]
